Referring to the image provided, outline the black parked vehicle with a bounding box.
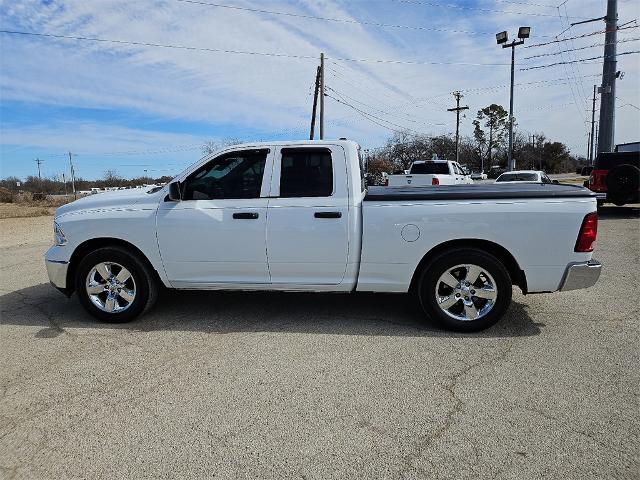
[588,151,640,206]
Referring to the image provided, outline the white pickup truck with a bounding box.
[45,140,601,331]
[387,158,474,186]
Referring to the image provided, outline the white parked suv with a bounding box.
[45,140,601,331]
[387,158,474,186]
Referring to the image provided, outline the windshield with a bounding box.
[410,162,449,174]
[496,173,539,182]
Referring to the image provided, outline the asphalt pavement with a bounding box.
[0,206,638,479]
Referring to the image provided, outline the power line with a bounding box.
[523,37,640,59]
[521,50,640,70]
[326,94,425,136]
[555,3,590,124]
[391,0,589,18]
[326,86,447,127]
[174,0,502,36]
[525,24,638,48]
[618,97,640,111]
[494,0,558,8]
[0,30,318,60]
[0,29,510,67]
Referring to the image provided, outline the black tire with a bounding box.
[75,246,158,323]
[606,164,640,205]
[416,248,512,332]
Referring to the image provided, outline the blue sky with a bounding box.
[1,0,639,180]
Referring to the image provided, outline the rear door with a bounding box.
[266,146,350,285]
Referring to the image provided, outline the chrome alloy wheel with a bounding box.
[434,264,498,321]
[85,262,136,313]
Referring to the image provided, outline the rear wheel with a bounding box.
[417,248,512,332]
[76,247,158,322]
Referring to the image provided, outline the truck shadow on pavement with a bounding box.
[597,205,640,219]
[1,283,543,338]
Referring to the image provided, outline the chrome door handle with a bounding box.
[233,212,259,219]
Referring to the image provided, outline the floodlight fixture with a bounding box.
[518,26,531,39]
[496,31,508,44]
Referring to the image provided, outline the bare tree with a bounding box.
[203,138,243,155]
[103,169,121,188]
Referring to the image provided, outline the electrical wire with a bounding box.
[0,30,510,66]
[523,37,640,59]
[391,0,588,18]
[174,0,500,36]
[326,94,425,136]
[525,24,638,48]
[521,50,640,70]
[326,86,447,127]
[0,30,318,60]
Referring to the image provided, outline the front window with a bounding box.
[182,149,268,200]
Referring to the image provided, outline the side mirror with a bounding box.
[552,180,559,184]
[168,181,182,201]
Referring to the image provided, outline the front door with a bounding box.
[157,148,273,286]
[266,145,350,285]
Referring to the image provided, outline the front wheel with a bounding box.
[417,248,512,332]
[76,246,158,323]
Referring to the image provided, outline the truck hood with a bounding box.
[55,188,164,218]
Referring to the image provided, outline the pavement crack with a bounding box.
[516,404,634,457]
[400,342,513,478]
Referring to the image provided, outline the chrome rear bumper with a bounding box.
[560,260,602,291]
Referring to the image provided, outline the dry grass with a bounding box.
[0,204,56,219]
[0,194,73,219]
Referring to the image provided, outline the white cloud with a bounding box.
[1,0,639,166]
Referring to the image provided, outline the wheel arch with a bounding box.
[66,237,163,295]
[409,239,527,294]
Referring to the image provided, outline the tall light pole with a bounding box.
[496,26,530,172]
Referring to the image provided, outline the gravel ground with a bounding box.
[0,207,638,479]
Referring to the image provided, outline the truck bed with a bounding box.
[365,183,596,201]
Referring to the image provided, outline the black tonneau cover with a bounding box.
[365,183,596,201]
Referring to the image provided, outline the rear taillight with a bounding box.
[589,169,608,191]
[431,177,440,186]
[575,211,598,252]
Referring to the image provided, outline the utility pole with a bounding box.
[587,132,592,163]
[447,91,469,164]
[595,122,599,155]
[68,151,77,199]
[597,0,618,154]
[309,66,321,140]
[62,173,67,196]
[589,85,597,164]
[34,158,43,180]
[319,52,325,140]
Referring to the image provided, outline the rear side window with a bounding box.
[280,148,333,197]
[410,162,450,174]
[496,173,538,182]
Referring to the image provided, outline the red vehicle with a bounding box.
[588,152,640,206]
